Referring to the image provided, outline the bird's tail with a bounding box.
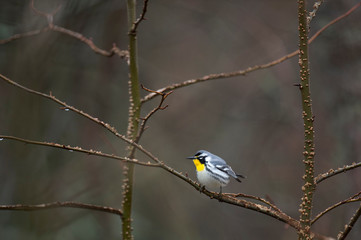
[235,174,246,183]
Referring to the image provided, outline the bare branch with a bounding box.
[312,191,361,225]
[0,201,122,216]
[0,27,50,44]
[227,193,284,214]
[337,203,361,240]
[0,1,129,59]
[315,162,361,184]
[131,0,150,34]
[0,135,159,167]
[141,2,361,103]
[51,25,128,58]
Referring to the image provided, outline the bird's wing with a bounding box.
[214,164,245,182]
[210,154,245,182]
[214,164,237,178]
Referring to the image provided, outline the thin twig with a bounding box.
[337,203,361,240]
[51,25,128,58]
[0,135,159,167]
[0,27,51,44]
[312,191,361,224]
[0,201,122,216]
[307,0,325,24]
[315,162,361,184]
[141,2,361,103]
[135,84,172,142]
[131,0,150,34]
[30,0,61,26]
[308,2,361,43]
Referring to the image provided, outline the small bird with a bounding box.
[187,150,245,193]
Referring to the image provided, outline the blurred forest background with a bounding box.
[0,0,361,239]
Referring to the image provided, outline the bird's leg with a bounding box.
[199,185,205,194]
[218,186,223,200]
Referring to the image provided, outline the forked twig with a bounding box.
[135,84,172,142]
[30,0,61,26]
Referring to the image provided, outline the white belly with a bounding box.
[197,170,230,189]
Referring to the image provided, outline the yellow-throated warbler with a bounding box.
[187,150,245,193]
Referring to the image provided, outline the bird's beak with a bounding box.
[187,156,195,160]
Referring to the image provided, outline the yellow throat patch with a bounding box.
[193,159,205,171]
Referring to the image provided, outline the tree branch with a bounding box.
[0,135,159,167]
[0,27,50,44]
[227,193,284,214]
[0,201,122,216]
[312,191,361,225]
[0,1,129,59]
[337,203,361,240]
[130,0,150,34]
[315,162,361,184]
[141,2,361,103]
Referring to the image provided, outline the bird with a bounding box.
[187,150,245,193]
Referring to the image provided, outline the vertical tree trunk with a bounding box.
[297,0,316,239]
[122,1,141,239]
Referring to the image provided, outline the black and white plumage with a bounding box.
[187,150,245,192]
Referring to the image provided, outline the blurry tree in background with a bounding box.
[0,0,361,239]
